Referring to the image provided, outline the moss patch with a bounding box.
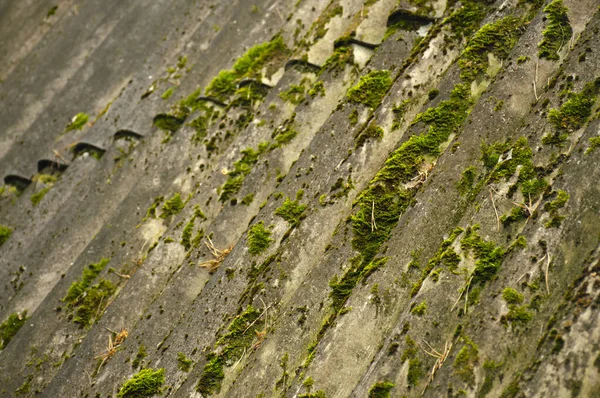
[460,225,506,287]
[153,114,185,133]
[0,311,28,350]
[177,352,193,372]
[220,142,269,202]
[205,35,289,102]
[355,123,384,148]
[30,187,51,207]
[0,225,13,247]
[346,70,392,109]
[247,221,273,255]
[64,112,89,133]
[160,193,185,219]
[117,368,165,398]
[368,381,395,398]
[544,189,569,228]
[538,0,572,60]
[502,287,524,305]
[62,258,115,327]
[453,336,479,386]
[275,190,307,227]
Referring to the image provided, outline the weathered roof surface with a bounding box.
[1,0,600,397]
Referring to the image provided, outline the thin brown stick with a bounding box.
[371,201,377,232]
[545,253,551,295]
[489,189,500,231]
[533,59,540,101]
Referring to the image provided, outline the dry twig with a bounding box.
[199,237,233,272]
[94,328,128,370]
[419,339,453,397]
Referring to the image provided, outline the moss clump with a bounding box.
[131,344,147,369]
[368,381,395,398]
[30,187,51,206]
[321,46,354,76]
[538,0,572,60]
[544,189,569,228]
[177,352,193,372]
[62,258,115,327]
[458,166,477,196]
[0,311,28,350]
[241,193,254,205]
[411,301,427,316]
[197,306,264,394]
[501,305,532,326]
[117,368,165,398]
[64,112,89,132]
[220,142,269,202]
[181,206,206,250]
[279,84,306,105]
[355,123,384,148]
[544,79,600,145]
[275,190,307,227]
[161,87,175,100]
[391,99,411,130]
[308,81,325,98]
[312,2,343,41]
[479,360,503,397]
[453,337,479,386]
[272,125,299,148]
[458,16,522,82]
[205,35,289,102]
[500,206,528,227]
[247,221,273,255]
[346,70,392,109]
[460,226,506,287]
[160,193,185,219]
[329,257,388,313]
[0,225,13,247]
[586,137,600,154]
[502,287,524,305]
[445,1,487,40]
[299,391,326,398]
[153,114,185,132]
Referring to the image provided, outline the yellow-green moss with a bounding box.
[453,337,479,386]
[247,221,273,255]
[275,190,307,227]
[0,225,13,247]
[161,193,185,219]
[538,0,572,60]
[117,368,165,398]
[346,70,392,109]
[502,287,524,305]
[368,381,395,398]
[177,352,193,372]
[0,311,28,350]
[64,112,89,133]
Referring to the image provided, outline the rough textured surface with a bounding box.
[1,0,600,397]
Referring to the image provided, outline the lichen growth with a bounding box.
[0,311,28,350]
[346,70,392,109]
[117,368,165,398]
[247,221,273,255]
[538,0,572,60]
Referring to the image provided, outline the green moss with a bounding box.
[0,225,13,247]
[117,368,165,398]
[279,84,306,105]
[308,81,326,98]
[197,306,264,394]
[544,79,600,145]
[538,0,572,60]
[502,287,524,305]
[445,1,487,40]
[241,193,254,205]
[368,381,395,398]
[411,301,427,316]
[153,114,185,132]
[348,109,359,126]
[453,337,479,386]
[321,46,354,76]
[219,142,269,202]
[501,305,532,326]
[62,258,114,327]
[458,166,477,196]
[64,112,89,132]
[161,87,175,100]
[160,193,185,219]
[30,187,51,206]
[500,206,528,227]
[346,70,392,109]
[181,218,195,251]
[355,123,384,148]
[299,391,326,398]
[312,2,343,41]
[247,221,273,255]
[205,35,289,101]
[272,125,299,148]
[0,311,28,350]
[131,344,147,369]
[275,191,307,227]
[458,16,522,82]
[479,360,503,397]
[47,5,58,17]
[460,226,506,287]
[144,196,163,220]
[177,352,193,372]
[586,136,600,154]
[407,358,424,386]
[15,375,32,396]
[392,99,411,130]
[544,189,569,228]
